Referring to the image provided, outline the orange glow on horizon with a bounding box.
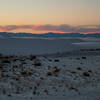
[0,29,7,32]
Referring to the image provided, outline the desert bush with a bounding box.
[77,67,82,70]
[71,71,76,74]
[54,59,59,62]
[35,63,41,66]
[82,57,86,59]
[21,71,28,77]
[34,59,42,66]
[33,91,36,95]
[53,68,60,76]
[83,72,90,77]
[46,71,52,76]
[44,89,48,94]
[88,70,92,73]
[76,58,80,60]
[1,60,10,64]
[96,48,100,51]
[30,55,37,60]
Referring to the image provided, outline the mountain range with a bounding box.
[0,32,100,38]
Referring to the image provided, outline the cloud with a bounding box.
[0,24,100,33]
[77,25,100,33]
[32,24,76,33]
[0,25,34,32]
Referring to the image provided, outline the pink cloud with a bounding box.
[0,24,100,33]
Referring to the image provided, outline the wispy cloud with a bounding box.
[0,24,100,33]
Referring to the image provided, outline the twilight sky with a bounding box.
[0,0,100,33]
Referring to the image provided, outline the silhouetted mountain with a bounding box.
[0,32,100,38]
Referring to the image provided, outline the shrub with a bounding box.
[83,72,90,77]
[76,58,80,60]
[53,68,60,76]
[30,55,37,60]
[77,67,82,70]
[88,70,92,73]
[54,59,59,62]
[44,89,48,94]
[82,57,86,59]
[34,62,41,66]
[34,59,42,66]
[1,60,10,63]
[46,71,52,76]
[33,91,36,95]
[71,71,76,74]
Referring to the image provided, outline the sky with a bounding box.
[0,0,100,33]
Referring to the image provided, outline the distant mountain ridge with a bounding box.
[0,32,100,38]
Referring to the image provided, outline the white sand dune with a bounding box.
[0,37,100,100]
[0,37,100,55]
[73,42,100,49]
[0,38,82,55]
[0,53,100,100]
